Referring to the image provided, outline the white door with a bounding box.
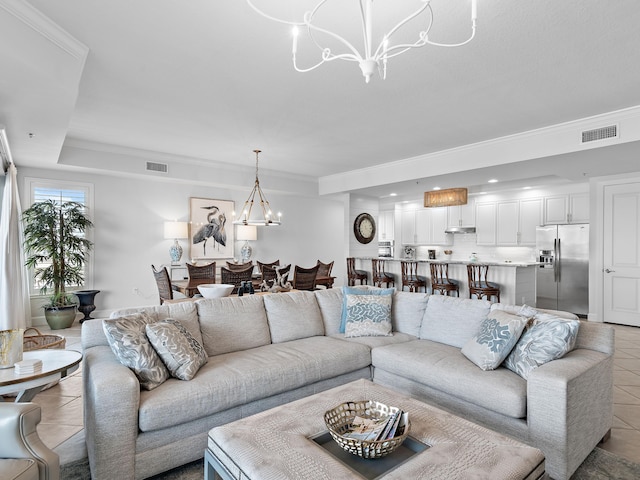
[603,182,640,326]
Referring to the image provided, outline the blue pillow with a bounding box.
[340,286,395,333]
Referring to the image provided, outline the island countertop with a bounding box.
[356,257,540,267]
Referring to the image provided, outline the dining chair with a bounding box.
[315,260,335,289]
[430,262,459,296]
[226,261,253,271]
[346,257,368,286]
[372,258,395,288]
[186,261,216,280]
[467,264,501,302]
[293,264,320,291]
[258,260,280,283]
[400,260,427,292]
[221,265,255,294]
[152,265,173,304]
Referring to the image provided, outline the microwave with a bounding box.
[378,241,394,258]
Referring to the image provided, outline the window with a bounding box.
[25,177,94,295]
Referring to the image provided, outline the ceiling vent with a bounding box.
[581,125,618,144]
[146,161,168,173]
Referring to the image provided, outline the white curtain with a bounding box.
[0,163,30,329]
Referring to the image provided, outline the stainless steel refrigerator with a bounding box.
[536,224,589,316]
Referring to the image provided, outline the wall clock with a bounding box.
[354,213,376,244]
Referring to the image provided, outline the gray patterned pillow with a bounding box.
[503,315,580,379]
[344,291,393,338]
[102,312,169,390]
[461,310,528,371]
[145,319,208,380]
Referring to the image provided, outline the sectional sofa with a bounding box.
[81,288,614,480]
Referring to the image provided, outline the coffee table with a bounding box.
[205,379,545,480]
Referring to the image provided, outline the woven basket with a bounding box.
[324,400,410,459]
[23,327,66,351]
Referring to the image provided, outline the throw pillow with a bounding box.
[102,312,170,390]
[461,310,528,371]
[503,315,580,379]
[344,290,393,338]
[339,286,395,333]
[145,319,208,381]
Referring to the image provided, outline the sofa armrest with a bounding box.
[83,346,140,480]
[527,348,613,480]
[0,402,60,480]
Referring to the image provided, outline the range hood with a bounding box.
[445,226,476,234]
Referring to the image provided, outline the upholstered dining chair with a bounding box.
[292,264,320,291]
[151,265,173,304]
[467,264,501,302]
[346,257,368,286]
[400,260,427,292]
[0,402,60,480]
[186,261,216,280]
[430,262,459,296]
[221,265,255,294]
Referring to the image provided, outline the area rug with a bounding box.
[60,447,640,479]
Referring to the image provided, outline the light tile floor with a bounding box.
[5,322,640,469]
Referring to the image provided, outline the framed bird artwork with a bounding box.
[189,197,235,260]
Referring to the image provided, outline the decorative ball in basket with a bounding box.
[324,400,410,459]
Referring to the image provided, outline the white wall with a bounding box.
[16,161,347,324]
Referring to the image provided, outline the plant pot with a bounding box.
[74,289,100,322]
[44,305,78,330]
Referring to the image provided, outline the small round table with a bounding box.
[0,350,82,402]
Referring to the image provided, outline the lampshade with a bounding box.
[236,225,257,241]
[424,188,468,208]
[164,221,188,239]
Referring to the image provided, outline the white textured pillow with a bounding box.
[344,292,393,338]
[102,312,169,390]
[503,314,580,379]
[419,296,491,348]
[461,310,528,370]
[392,291,429,337]
[145,319,208,380]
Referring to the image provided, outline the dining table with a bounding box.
[172,275,336,298]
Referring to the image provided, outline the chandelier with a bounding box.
[233,150,282,226]
[246,0,477,83]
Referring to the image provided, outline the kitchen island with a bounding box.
[354,257,538,306]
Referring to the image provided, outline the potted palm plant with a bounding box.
[23,199,94,330]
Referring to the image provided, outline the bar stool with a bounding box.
[467,264,501,302]
[346,257,368,286]
[430,263,459,296]
[401,261,427,293]
[372,259,395,288]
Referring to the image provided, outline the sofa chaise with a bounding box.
[81,288,613,480]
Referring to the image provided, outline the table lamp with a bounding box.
[164,221,188,263]
[236,225,257,263]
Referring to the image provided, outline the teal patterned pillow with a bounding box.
[102,312,170,390]
[340,286,394,333]
[344,291,393,338]
[503,315,580,379]
[146,319,208,381]
[461,310,528,370]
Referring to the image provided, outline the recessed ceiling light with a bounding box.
[479,191,487,195]
[432,186,441,191]
[389,193,397,197]
[523,186,531,190]
[488,179,498,183]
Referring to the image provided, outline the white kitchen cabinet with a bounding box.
[401,207,451,245]
[476,202,497,245]
[414,209,431,244]
[378,210,395,241]
[447,199,476,228]
[544,193,589,224]
[496,201,519,245]
[431,207,450,244]
[518,198,543,245]
[400,209,416,244]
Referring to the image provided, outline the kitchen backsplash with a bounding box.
[411,235,537,263]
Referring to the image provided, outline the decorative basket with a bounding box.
[23,327,66,351]
[324,400,410,459]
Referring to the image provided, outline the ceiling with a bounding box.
[3,0,640,199]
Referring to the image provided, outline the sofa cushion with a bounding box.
[110,302,203,347]
[137,336,371,432]
[392,291,429,337]
[372,340,527,419]
[504,314,581,379]
[340,286,394,333]
[491,303,578,321]
[344,290,393,338]
[197,296,271,356]
[315,288,344,335]
[102,312,170,390]
[419,296,491,348]
[330,332,416,349]
[263,291,325,343]
[461,310,528,371]
[145,319,208,381]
